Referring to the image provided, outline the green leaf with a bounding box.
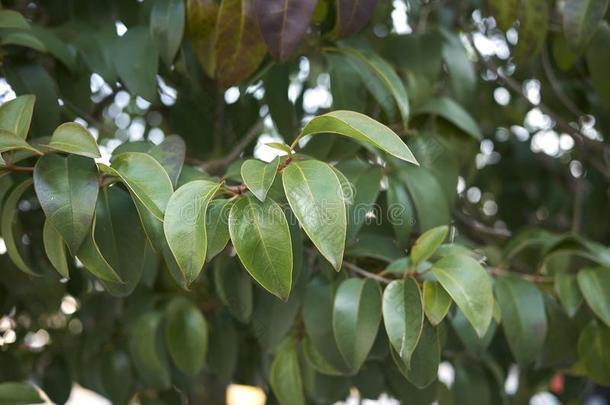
[451,309,497,355]
[0,382,44,405]
[1,30,46,52]
[0,95,35,139]
[164,297,208,375]
[164,180,221,285]
[76,214,123,284]
[413,97,482,140]
[205,198,232,261]
[515,0,549,61]
[213,256,253,322]
[0,129,41,154]
[587,22,610,106]
[283,160,346,270]
[214,0,267,87]
[270,338,306,405]
[347,234,403,263]
[43,220,69,278]
[411,225,449,265]
[241,157,279,201]
[129,312,171,389]
[386,175,414,247]
[29,26,76,71]
[151,0,186,65]
[229,195,293,300]
[495,276,548,366]
[0,10,30,29]
[431,254,493,337]
[488,0,519,30]
[301,111,417,164]
[264,64,296,140]
[382,279,424,366]
[578,321,610,385]
[33,155,99,253]
[333,278,382,370]
[392,321,440,388]
[1,179,37,275]
[423,280,452,326]
[266,142,293,154]
[45,122,101,158]
[554,272,583,317]
[327,53,367,113]
[563,0,608,50]
[577,267,610,326]
[101,351,133,405]
[114,27,159,102]
[148,135,186,187]
[109,152,174,221]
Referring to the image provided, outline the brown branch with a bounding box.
[343,262,392,284]
[454,208,512,238]
[488,267,553,284]
[1,164,34,173]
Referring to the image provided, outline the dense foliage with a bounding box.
[0,0,609,404]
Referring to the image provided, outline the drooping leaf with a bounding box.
[563,0,608,50]
[554,272,583,317]
[411,225,449,265]
[577,267,610,326]
[587,22,610,106]
[164,297,208,375]
[215,0,267,87]
[392,321,440,388]
[213,256,253,322]
[114,26,159,102]
[413,97,482,140]
[45,122,101,158]
[382,279,424,366]
[423,280,452,326]
[164,180,222,284]
[241,157,279,201]
[441,30,476,104]
[0,95,35,139]
[148,135,186,187]
[451,309,497,355]
[254,0,317,61]
[326,52,367,113]
[205,198,232,261]
[578,321,610,385]
[43,220,69,278]
[0,130,41,155]
[333,278,382,370]
[34,155,99,253]
[76,215,123,284]
[0,382,44,405]
[386,175,414,247]
[333,0,378,38]
[1,31,46,52]
[431,254,493,337]
[41,355,72,405]
[129,312,171,389]
[150,0,186,65]
[100,351,133,405]
[283,160,346,270]
[270,338,306,405]
[229,195,293,300]
[495,276,548,366]
[0,10,30,29]
[264,64,296,140]
[29,26,76,71]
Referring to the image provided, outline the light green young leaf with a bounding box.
[46,122,101,158]
[423,280,452,325]
[577,267,610,326]
[431,254,493,337]
[164,180,221,285]
[333,278,382,370]
[382,279,424,366]
[0,95,35,139]
[0,129,41,155]
[413,97,482,140]
[495,276,547,366]
[283,160,346,270]
[150,0,185,65]
[270,338,306,405]
[43,220,69,278]
[229,195,293,300]
[241,157,279,201]
[411,225,449,265]
[0,382,44,405]
[33,155,99,253]
[265,142,293,154]
[301,111,418,164]
[164,297,208,375]
[129,312,171,389]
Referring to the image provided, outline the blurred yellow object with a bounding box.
[226,384,266,405]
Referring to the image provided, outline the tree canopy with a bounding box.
[0,0,609,404]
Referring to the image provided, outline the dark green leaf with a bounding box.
[270,338,306,405]
[1,31,46,52]
[213,256,253,322]
[587,22,610,106]
[129,312,171,389]
[264,65,296,140]
[114,26,159,102]
[514,0,549,60]
[577,266,610,326]
[0,10,29,29]
[413,97,482,140]
[151,0,186,65]
[205,198,232,261]
[578,321,610,385]
[0,130,41,154]
[148,135,186,187]
[0,95,34,139]
[46,122,101,158]
[43,220,69,278]
[0,382,44,405]
[554,272,582,317]
[392,321,440,388]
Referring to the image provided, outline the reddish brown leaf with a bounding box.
[334,0,378,38]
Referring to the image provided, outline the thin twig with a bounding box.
[488,267,553,284]
[453,209,512,238]
[1,164,34,173]
[343,262,392,284]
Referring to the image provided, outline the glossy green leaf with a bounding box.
[423,280,452,325]
[0,10,30,29]
[76,214,123,284]
[164,297,208,375]
[411,225,449,265]
[0,95,34,139]
[114,26,159,102]
[431,254,493,337]
[129,312,171,389]
[270,338,306,405]
[283,160,346,270]
[229,195,293,300]
[578,321,610,385]
[214,0,267,87]
[587,22,610,106]
[213,257,253,322]
[554,272,583,317]
[34,154,98,253]
[151,0,186,65]
[577,267,610,326]
[43,220,69,278]
[0,382,44,405]
[392,321,440,388]
[413,97,481,140]
[495,276,547,366]
[382,279,424,366]
[148,135,186,187]
[0,129,41,154]
[1,31,46,52]
[164,180,221,284]
[241,157,279,201]
[205,198,232,261]
[333,278,382,370]
[1,179,37,275]
[46,122,101,158]
[563,0,608,50]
